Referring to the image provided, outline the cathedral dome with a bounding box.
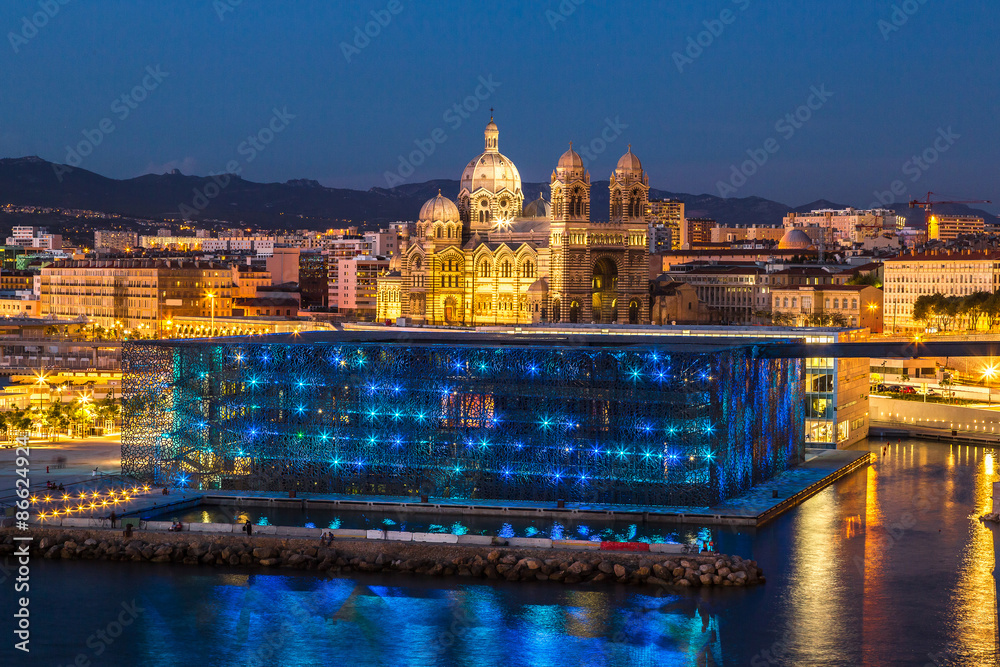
[616,145,643,173]
[461,152,522,195]
[777,228,814,250]
[523,193,551,218]
[557,145,584,170]
[460,118,522,196]
[419,190,460,222]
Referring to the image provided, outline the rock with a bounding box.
[141,547,154,560]
[501,555,517,565]
[613,564,627,578]
[38,538,52,550]
[240,554,252,565]
[375,553,386,566]
[84,539,98,546]
[567,561,586,575]
[676,579,691,587]
[253,547,276,560]
[591,573,608,582]
[259,558,278,566]
[151,555,172,563]
[598,561,615,574]
[564,574,581,584]
[525,559,541,570]
[652,564,668,579]
[484,564,498,579]
[535,573,549,582]
[228,555,239,566]
[717,567,731,578]
[487,550,501,562]
[699,564,715,574]
[672,567,685,578]
[64,541,78,550]
[635,566,650,578]
[549,570,565,582]
[646,576,670,587]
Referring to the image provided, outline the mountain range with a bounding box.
[0,156,995,230]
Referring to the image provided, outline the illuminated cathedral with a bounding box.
[377,117,651,325]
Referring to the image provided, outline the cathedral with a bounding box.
[377,117,651,326]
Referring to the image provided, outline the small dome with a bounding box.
[616,145,643,173]
[527,277,549,293]
[778,228,814,250]
[557,144,584,170]
[523,193,551,218]
[419,190,460,222]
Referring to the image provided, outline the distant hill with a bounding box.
[0,156,994,230]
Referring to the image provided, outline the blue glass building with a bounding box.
[122,331,804,507]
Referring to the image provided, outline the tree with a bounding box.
[913,294,935,326]
[846,272,882,289]
[829,313,849,328]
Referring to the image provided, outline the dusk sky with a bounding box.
[2,0,997,210]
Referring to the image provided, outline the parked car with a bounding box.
[900,386,916,394]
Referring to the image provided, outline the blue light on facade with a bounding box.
[122,333,804,507]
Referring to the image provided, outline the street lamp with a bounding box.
[983,363,998,406]
[205,291,217,336]
[33,372,48,410]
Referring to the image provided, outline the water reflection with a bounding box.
[21,439,1000,666]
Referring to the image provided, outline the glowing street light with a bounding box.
[205,291,217,335]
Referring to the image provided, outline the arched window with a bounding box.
[501,261,512,278]
[522,261,534,279]
[479,262,491,278]
[852,299,858,309]
[435,226,441,238]
[792,297,797,308]
[833,299,839,309]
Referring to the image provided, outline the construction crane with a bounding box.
[909,191,991,239]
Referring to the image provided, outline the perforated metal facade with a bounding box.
[122,333,804,507]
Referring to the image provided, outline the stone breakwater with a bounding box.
[1,528,765,589]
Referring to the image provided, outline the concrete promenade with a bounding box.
[15,448,873,531]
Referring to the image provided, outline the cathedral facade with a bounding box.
[381,118,651,326]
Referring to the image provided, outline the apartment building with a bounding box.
[783,208,897,244]
[770,284,883,332]
[41,259,233,330]
[927,215,984,241]
[94,230,139,252]
[7,226,62,250]
[338,256,389,320]
[883,248,1000,332]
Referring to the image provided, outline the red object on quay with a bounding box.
[600,542,649,552]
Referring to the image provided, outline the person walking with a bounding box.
[243,519,253,537]
[109,511,117,528]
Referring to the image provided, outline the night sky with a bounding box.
[1,0,997,210]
